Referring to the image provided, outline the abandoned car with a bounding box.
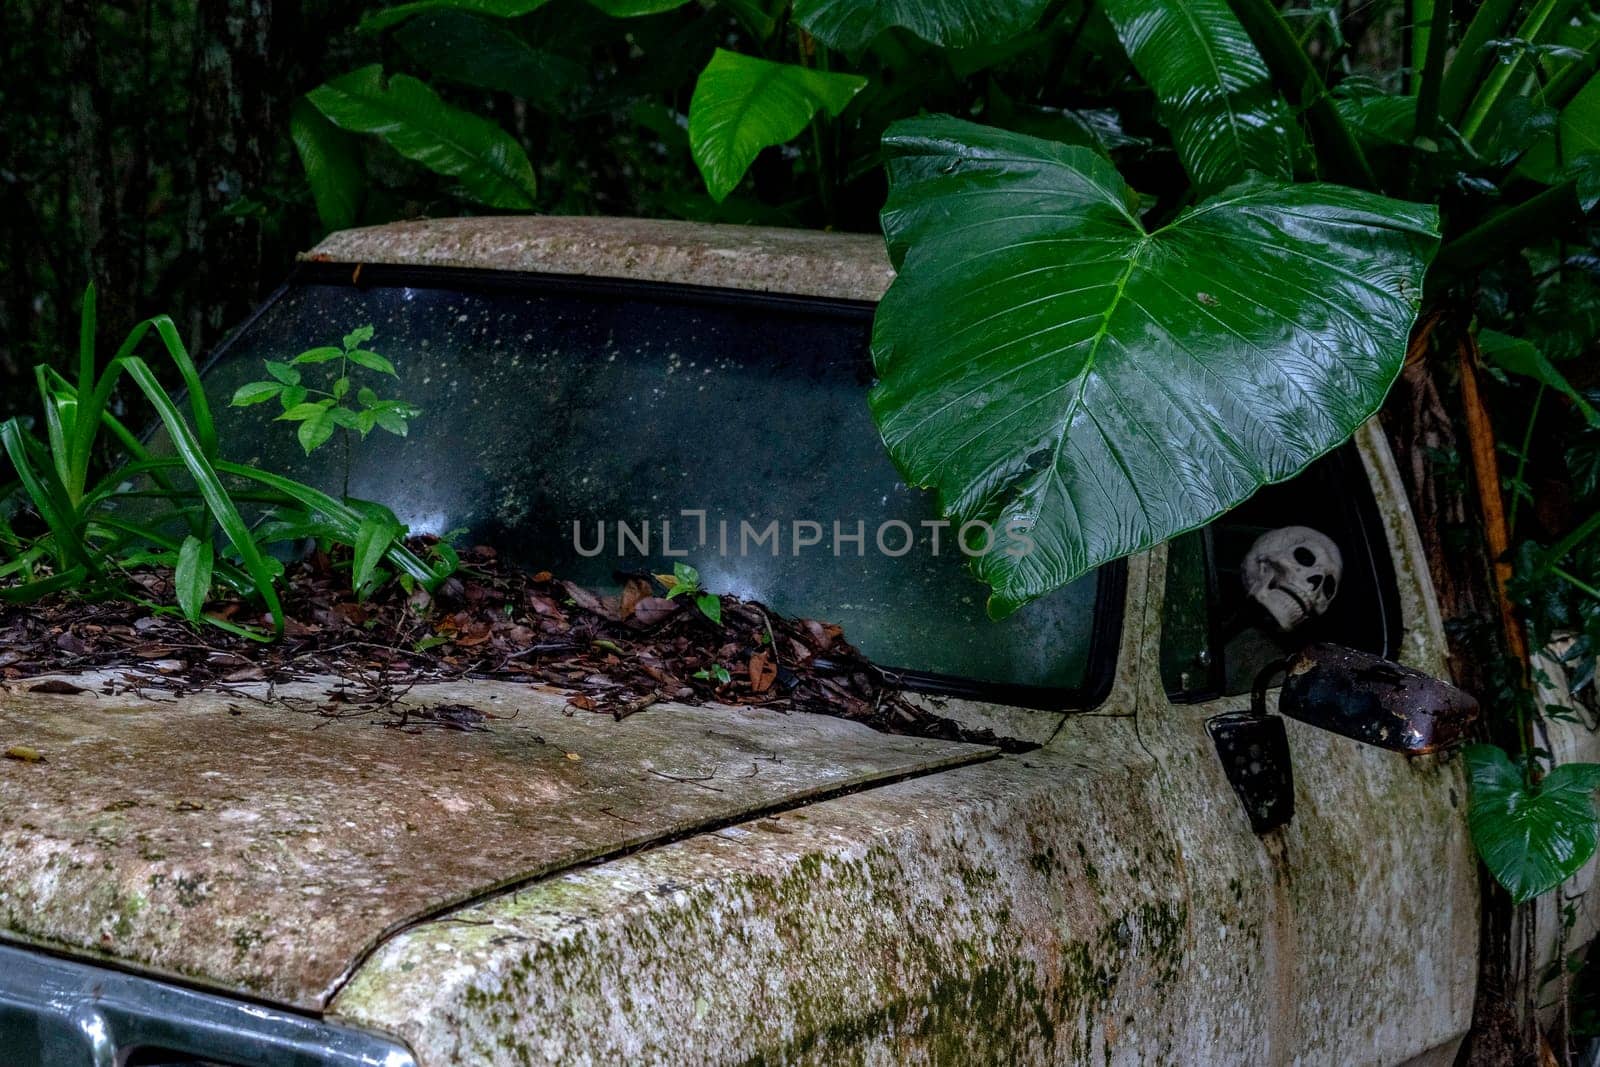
[2,218,1592,1065]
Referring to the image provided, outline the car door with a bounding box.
[1134,421,1478,1066]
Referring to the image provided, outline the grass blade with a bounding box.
[1,419,87,570]
[122,358,285,635]
[0,565,90,604]
[215,461,438,586]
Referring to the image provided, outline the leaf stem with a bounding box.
[1222,0,1378,189]
[1459,0,1573,144]
[1553,565,1600,603]
[1438,0,1521,126]
[1508,384,1544,538]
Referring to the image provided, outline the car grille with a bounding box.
[0,942,414,1067]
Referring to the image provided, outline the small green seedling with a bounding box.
[693,664,732,685]
[658,561,722,624]
[232,325,420,494]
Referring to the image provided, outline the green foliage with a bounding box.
[693,663,733,684]
[290,99,364,234]
[393,12,585,105]
[792,0,1051,52]
[0,287,445,633]
[660,561,723,624]
[689,50,866,202]
[1479,329,1599,427]
[1467,744,1600,904]
[233,325,419,458]
[359,0,553,34]
[307,66,538,209]
[1098,0,1291,190]
[871,117,1437,614]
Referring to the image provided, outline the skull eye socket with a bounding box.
[1293,546,1317,566]
[1322,576,1337,599]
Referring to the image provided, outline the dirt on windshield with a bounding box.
[1,539,1023,750]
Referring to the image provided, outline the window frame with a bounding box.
[1161,443,1404,706]
[198,260,1128,713]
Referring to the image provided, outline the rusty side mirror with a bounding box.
[1276,643,1478,755]
[1210,644,1477,834]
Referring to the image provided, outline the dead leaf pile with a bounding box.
[1,540,1015,749]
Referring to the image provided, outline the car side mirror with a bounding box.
[1208,643,1477,834]
[1277,642,1478,755]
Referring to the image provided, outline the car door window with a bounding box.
[1160,444,1402,701]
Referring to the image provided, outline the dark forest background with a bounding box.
[0,0,1413,420]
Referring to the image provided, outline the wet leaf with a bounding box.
[1100,0,1291,190]
[297,410,337,455]
[230,381,283,407]
[174,535,214,625]
[696,593,722,625]
[689,50,866,202]
[793,0,1049,52]
[308,65,538,209]
[1467,744,1600,904]
[264,362,301,386]
[290,99,364,233]
[871,116,1439,615]
[292,346,345,365]
[347,349,397,376]
[1478,329,1599,426]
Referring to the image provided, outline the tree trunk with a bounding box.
[183,0,278,354]
[1380,328,1534,1066]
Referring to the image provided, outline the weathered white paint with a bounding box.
[328,425,1478,1066]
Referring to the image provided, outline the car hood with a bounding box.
[0,673,991,1011]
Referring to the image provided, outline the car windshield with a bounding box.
[197,265,1112,704]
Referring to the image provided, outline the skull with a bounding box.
[1241,526,1343,631]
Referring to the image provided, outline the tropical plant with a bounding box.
[0,287,447,633]
[232,324,421,502]
[660,561,723,624]
[292,0,1600,903]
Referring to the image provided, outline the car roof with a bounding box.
[304,216,896,303]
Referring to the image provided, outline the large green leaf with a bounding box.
[1478,328,1599,427]
[359,0,551,33]
[1521,70,1600,190]
[871,117,1438,616]
[308,66,538,209]
[290,99,364,233]
[688,50,866,203]
[1467,744,1600,904]
[1100,0,1291,191]
[792,0,1050,53]
[394,12,584,105]
[586,0,691,13]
